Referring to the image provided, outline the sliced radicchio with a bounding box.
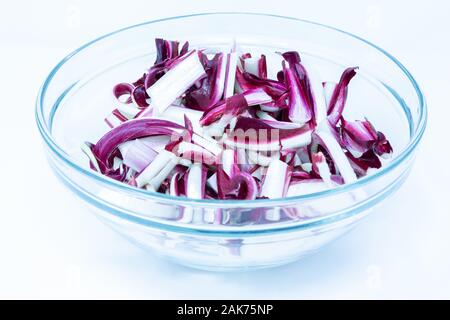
[260,159,292,199]
[326,67,358,126]
[216,150,258,200]
[84,38,394,205]
[113,83,134,104]
[226,116,313,151]
[183,52,238,111]
[340,118,393,159]
[312,122,357,184]
[92,118,184,172]
[345,150,382,178]
[240,53,268,79]
[145,38,189,88]
[155,38,188,64]
[146,50,206,114]
[121,138,158,173]
[236,68,287,100]
[282,51,315,125]
[199,88,271,126]
[184,163,208,199]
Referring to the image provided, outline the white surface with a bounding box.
[1,0,449,299]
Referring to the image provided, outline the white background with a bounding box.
[1,0,449,299]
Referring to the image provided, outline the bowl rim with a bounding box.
[35,12,427,208]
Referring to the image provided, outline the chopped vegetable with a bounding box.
[326,67,358,126]
[185,163,207,199]
[83,38,393,203]
[147,50,206,115]
[225,116,312,151]
[92,118,184,173]
[313,122,357,184]
[135,150,178,188]
[260,159,291,199]
[282,57,313,124]
[121,138,158,172]
[340,118,393,158]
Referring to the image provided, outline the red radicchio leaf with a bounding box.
[280,149,297,166]
[112,109,128,122]
[168,165,189,197]
[106,165,129,182]
[199,88,270,126]
[345,149,382,177]
[327,67,358,126]
[258,54,267,79]
[183,52,228,111]
[183,163,208,199]
[128,176,137,187]
[236,68,287,99]
[374,131,393,158]
[281,52,315,124]
[223,93,249,116]
[183,114,194,138]
[155,38,186,64]
[144,39,190,89]
[228,116,313,150]
[217,170,258,200]
[113,83,134,104]
[340,118,393,158]
[291,167,312,181]
[92,119,184,172]
[131,85,149,109]
[216,151,258,200]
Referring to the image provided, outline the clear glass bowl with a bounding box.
[36,13,426,271]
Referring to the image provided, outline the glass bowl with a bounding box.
[36,13,426,271]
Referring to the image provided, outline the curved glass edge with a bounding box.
[50,152,409,237]
[35,12,427,208]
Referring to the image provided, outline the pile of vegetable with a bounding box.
[82,38,392,200]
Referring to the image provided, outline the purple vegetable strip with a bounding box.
[291,170,312,182]
[215,150,258,200]
[227,116,312,150]
[327,67,358,126]
[345,150,382,177]
[173,142,217,166]
[229,172,258,200]
[200,88,270,126]
[223,93,250,117]
[113,83,134,104]
[311,151,332,185]
[283,62,312,124]
[154,38,188,64]
[131,85,149,109]
[312,122,357,184]
[281,52,316,125]
[184,52,228,110]
[93,118,184,172]
[236,68,287,98]
[144,43,194,90]
[243,88,273,106]
[185,163,208,199]
[121,139,158,173]
[104,109,128,128]
[340,118,393,158]
[169,173,180,196]
[223,52,238,98]
[258,54,267,78]
[147,50,206,114]
[169,166,188,196]
[260,159,292,199]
